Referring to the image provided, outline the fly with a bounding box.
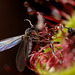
[0,14,45,72]
[0,19,35,72]
[0,14,56,72]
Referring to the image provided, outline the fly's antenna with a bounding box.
[24,19,33,27]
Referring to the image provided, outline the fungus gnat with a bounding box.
[0,19,35,72]
[0,14,60,72]
[0,14,46,72]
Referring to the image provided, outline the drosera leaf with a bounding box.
[35,12,75,75]
[65,12,75,28]
[44,47,51,53]
[36,63,75,75]
[52,30,62,42]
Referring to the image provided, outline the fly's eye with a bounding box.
[68,27,73,34]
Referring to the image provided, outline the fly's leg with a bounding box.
[32,33,61,64]
[51,42,61,64]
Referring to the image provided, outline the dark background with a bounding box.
[0,0,36,75]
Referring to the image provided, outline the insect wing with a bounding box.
[0,35,23,52]
[16,34,32,72]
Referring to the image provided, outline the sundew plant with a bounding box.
[24,0,75,75]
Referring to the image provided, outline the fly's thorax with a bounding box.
[24,27,36,38]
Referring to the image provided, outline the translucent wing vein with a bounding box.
[16,35,32,72]
[0,35,23,52]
